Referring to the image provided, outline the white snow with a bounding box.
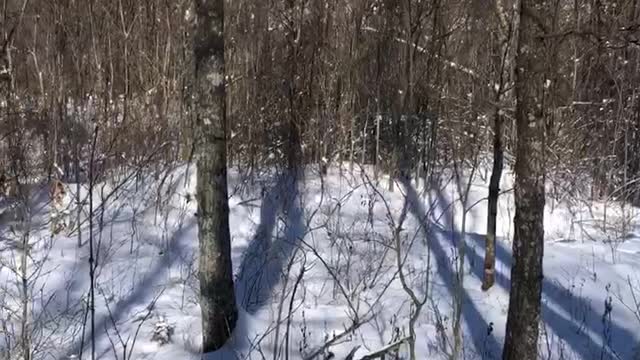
[1,164,639,359]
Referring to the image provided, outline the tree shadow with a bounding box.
[419,177,635,359]
[399,177,501,358]
[234,171,306,315]
[62,219,197,359]
[461,231,635,359]
[204,172,308,359]
[0,185,93,357]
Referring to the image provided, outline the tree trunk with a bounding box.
[374,111,380,181]
[285,0,302,175]
[502,0,549,358]
[193,0,238,352]
[483,0,516,290]
[482,101,504,291]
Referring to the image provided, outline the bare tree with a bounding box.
[482,0,515,291]
[192,0,238,352]
[502,0,552,358]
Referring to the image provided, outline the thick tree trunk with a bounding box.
[502,1,549,359]
[482,109,503,291]
[193,0,238,352]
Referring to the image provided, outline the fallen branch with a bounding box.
[302,318,371,360]
[358,337,411,360]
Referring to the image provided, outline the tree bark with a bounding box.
[482,0,513,292]
[502,0,549,358]
[193,0,238,352]
[482,110,503,291]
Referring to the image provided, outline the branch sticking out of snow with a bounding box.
[358,337,411,360]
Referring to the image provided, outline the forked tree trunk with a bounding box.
[502,0,549,358]
[192,0,238,352]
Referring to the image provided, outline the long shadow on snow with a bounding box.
[234,172,306,315]
[400,178,501,358]
[63,219,197,359]
[462,232,635,359]
[423,179,634,359]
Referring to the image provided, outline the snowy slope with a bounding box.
[0,164,639,360]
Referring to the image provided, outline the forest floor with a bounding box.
[1,164,639,360]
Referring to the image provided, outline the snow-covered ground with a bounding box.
[1,164,639,360]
